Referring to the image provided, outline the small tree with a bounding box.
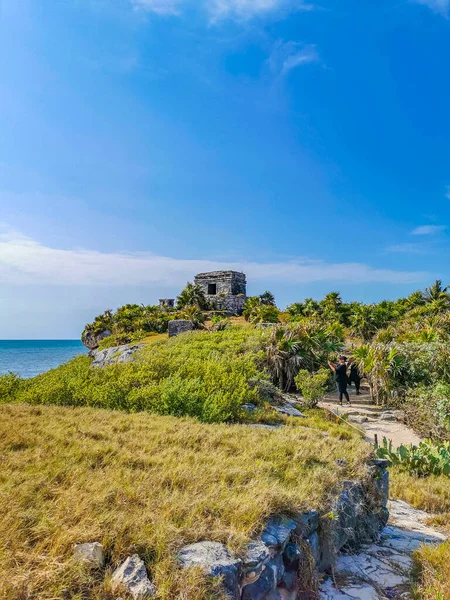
[260,291,276,306]
[178,305,205,328]
[177,282,209,310]
[294,369,329,408]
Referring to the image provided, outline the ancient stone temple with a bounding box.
[159,298,175,309]
[194,270,247,315]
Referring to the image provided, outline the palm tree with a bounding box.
[249,304,280,325]
[422,280,449,304]
[349,304,378,341]
[178,305,205,328]
[267,323,341,391]
[176,282,209,310]
[352,343,405,405]
[259,291,276,306]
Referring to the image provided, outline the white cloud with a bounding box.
[0,228,427,287]
[130,0,314,20]
[130,0,183,15]
[386,243,427,254]
[413,0,450,17]
[411,225,447,235]
[269,41,319,76]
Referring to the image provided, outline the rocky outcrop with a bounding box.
[89,344,143,367]
[178,461,390,599]
[320,499,447,598]
[81,329,111,350]
[73,542,105,568]
[168,320,195,338]
[178,542,242,599]
[111,555,156,599]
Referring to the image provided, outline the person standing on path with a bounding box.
[328,356,351,406]
[348,363,362,395]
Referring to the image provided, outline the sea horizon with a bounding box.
[0,339,87,379]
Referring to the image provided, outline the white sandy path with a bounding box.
[319,387,422,447]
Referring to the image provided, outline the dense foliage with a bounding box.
[3,328,269,423]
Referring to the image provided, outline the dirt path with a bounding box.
[319,387,422,447]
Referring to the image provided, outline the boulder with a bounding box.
[273,405,307,418]
[82,329,111,350]
[178,541,241,599]
[73,542,104,568]
[261,518,297,551]
[111,555,156,599]
[241,561,277,600]
[90,344,143,367]
[294,510,320,538]
[168,320,194,338]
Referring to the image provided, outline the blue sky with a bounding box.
[1,0,450,338]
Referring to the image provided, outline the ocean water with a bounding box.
[0,340,88,379]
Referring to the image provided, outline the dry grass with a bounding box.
[390,468,450,599]
[0,404,369,599]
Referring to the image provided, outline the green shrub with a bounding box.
[10,329,265,423]
[0,372,24,403]
[376,437,450,477]
[294,369,329,408]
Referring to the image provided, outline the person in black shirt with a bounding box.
[348,363,361,395]
[328,356,351,406]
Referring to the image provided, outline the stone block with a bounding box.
[168,320,194,338]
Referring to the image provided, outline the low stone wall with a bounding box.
[178,459,389,599]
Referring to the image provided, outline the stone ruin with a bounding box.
[159,298,175,309]
[158,271,247,317]
[194,270,247,315]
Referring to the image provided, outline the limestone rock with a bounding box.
[242,541,270,586]
[90,344,143,367]
[111,555,156,599]
[241,403,258,413]
[73,542,104,568]
[283,542,301,570]
[168,320,194,338]
[241,561,277,600]
[273,404,307,418]
[306,532,320,565]
[82,329,111,350]
[294,510,320,538]
[261,518,297,550]
[178,541,241,599]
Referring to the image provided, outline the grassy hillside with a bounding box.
[2,328,269,423]
[0,404,369,599]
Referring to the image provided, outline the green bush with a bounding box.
[376,437,450,477]
[294,369,329,408]
[0,372,24,403]
[10,328,265,423]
